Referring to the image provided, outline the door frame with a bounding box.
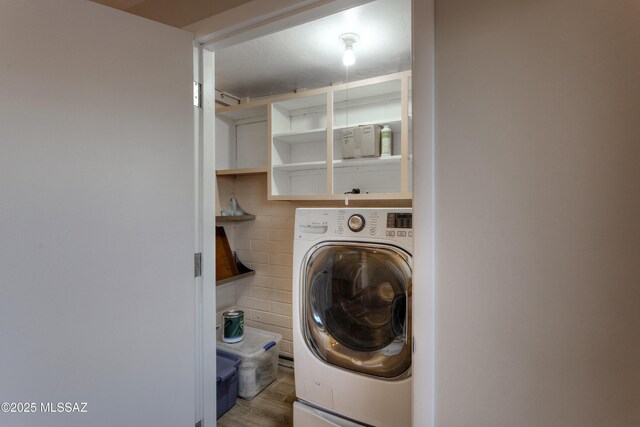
[194,45,217,426]
[192,1,435,426]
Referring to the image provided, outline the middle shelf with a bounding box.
[272,155,403,172]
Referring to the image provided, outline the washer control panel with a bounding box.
[331,209,412,241]
[296,209,412,244]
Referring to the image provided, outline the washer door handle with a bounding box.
[391,295,407,338]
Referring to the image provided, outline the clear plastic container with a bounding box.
[216,326,282,400]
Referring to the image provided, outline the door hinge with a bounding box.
[193,81,202,108]
[194,252,202,278]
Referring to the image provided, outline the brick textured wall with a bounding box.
[217,174,296,356]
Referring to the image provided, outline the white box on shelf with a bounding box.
[216,326,282,400]
[341,124,381,159]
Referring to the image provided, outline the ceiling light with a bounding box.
[340,33,359,67]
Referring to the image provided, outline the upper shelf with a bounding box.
[272,120,404,145]
[216,104,267,122]
[333,119,402,137]
[273,128,326,144]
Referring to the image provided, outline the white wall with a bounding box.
[432,0,640,426]
[215,116,237,170]
[0,1,195,426]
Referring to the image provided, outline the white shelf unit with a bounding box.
[332,78,404,195]
[216,103,269,173]
[268,71,412,200]
[214,71,412,200]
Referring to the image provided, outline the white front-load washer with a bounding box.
[293,208,413,427]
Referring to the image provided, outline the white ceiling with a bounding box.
[215,0,411,100]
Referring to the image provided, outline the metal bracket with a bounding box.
[215,89,240,107]
[194,252,202,278]
[193,82,202,108]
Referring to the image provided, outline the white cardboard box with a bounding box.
[341,124,382,158]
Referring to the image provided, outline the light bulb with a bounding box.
[339,33,359,67]
[343,45,356,67]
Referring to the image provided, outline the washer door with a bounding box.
[302,243,412,378]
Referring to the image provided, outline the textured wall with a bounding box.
[435,0,640,426]
[219,174,296,356]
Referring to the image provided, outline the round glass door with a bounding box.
[303,243,412,378]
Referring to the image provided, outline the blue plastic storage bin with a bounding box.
[217,349,241,419]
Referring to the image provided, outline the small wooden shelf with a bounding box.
[215,247,255,286]
[216,168,267,176]
[216,214,255,221]
[216,270,255,286]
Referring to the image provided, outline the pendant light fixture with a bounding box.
[340,33,359,67]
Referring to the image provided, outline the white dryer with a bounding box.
[293,208,413,427]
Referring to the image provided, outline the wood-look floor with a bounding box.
[218,365,296,427]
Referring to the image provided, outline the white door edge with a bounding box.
[194,45,218,426]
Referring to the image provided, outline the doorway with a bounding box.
[193,0,431,425]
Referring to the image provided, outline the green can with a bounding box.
[222,310,244,343]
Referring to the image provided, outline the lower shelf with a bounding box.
[216,269,255,286]
[216,250,255,286]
